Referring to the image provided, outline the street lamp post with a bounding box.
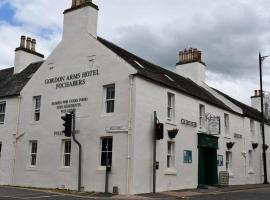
[259,53,270,184]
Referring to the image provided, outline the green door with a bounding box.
[198,133,219,188]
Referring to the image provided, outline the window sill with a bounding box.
[248,170,255,174]
[224,136,231,139]
[101,113,115,118]
[26,166,37,171]
[166,120,177,126]
[59,167,71,172]
[30,121,40,125]
[164,169,177,175]
[96,166,106,174]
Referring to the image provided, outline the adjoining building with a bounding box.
[0,0,270,194]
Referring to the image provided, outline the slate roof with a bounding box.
[0,61,43,98]
[98,37,263,121]
[213,88,263,122]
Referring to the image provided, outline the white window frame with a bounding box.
[33,96,41,121]
[226,151,232,173]
[62,140,72,167]
[167,141,175,169]
[0,102,6,125]
[224,113,230,134]
[100,137,113,167]
[250,119,255,136]
[104,84,115,114]
[167,93,175,121]
[29,141,38,167]
[248,150,254,173]
[199,104,206,129]
[0,142,2,159]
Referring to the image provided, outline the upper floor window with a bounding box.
[104,84,115,113]
[224,113,229,134]
[100,137,113,167]
[29,141,38,167]
[199,104,206,128]
[33,96,41,121]
[250,119,255,136]
[167,93,175,120]
[0,102,6,124]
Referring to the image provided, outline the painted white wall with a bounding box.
[14,50,43,74]
[0,97,20,185]
[175,62,205,85]
[63,5,98,39]
[251,96,261,111]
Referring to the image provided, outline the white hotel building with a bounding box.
[0,0,270,194]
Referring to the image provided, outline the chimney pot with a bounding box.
[20,35,26,48]
[26,37,31,50]
[178,47,203,64]
[31,39,36,52]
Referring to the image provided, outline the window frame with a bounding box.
[100,137,113,167]
[250,119,255,136]
[0,102,6,125]
[224,113,230,134]
[248,150,253,172]
[0,142,2,160]
[29,141,38,167]
[183,150,192,163]
[104,84,115,114]
[199,104,206,129]
[33,96,41,122]
[167,141,175,169]
[226,151,232,172]
[167,93,175,121]
[217,155,223,167]
[62,140,72,168]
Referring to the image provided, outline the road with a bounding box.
[0,186,270,200]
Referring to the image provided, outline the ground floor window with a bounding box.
[100,137,113,167]
[226,151,232,172]
[29,141,38,167]
[167,141,175,168]
[248,150,253,172]
[63,140,71,167]
[184,150,192,163]
[0,142,2,159]
[217,155,223,166]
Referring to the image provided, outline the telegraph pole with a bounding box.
[259,53,269,184]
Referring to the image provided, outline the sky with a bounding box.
[1,0,270,105]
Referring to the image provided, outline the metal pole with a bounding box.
[71,110,83,191]
[259,53,268,184]
[153,111,157,193]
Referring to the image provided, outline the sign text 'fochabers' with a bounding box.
[44,69,99,89]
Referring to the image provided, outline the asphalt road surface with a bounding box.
[189,187,270,200]
[0,186,270,200]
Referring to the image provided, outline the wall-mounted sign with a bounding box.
[54,130,80,136]
[51,97,88,114]
[45,69,100,89]
[206,113,220,135]
[234,133,242,139]
[105,126,128,133]
[181,119,197,127]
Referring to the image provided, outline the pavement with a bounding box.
[0,184,270,199]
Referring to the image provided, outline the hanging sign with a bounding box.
[206,113,220,135]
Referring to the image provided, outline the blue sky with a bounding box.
[0,3,15,24]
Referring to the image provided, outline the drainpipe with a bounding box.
[71,110,82,192]
[11,96,22,185]
[127,75,134,194]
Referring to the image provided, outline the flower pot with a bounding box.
[227,142,235,149]
[252,143,259,149]
[168,129,179,139]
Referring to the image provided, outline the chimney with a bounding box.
[176,48,206,85]
[251,90,263,111]
[14,35,44,74]
[62,0,99,39]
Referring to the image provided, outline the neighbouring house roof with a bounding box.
[98,37,263,122]
[0,61,43,98]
